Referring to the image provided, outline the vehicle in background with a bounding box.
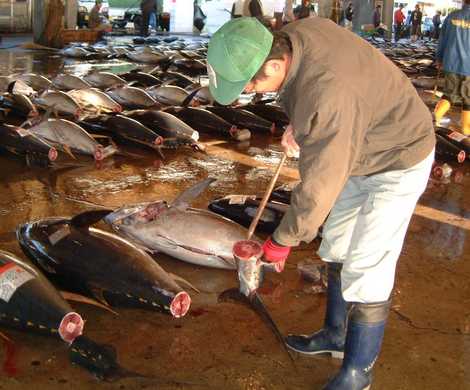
[111,8,143,30]
[77,0,110,28]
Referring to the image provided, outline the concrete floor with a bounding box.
[0,36,468,390]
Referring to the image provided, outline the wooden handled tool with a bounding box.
[246,152,287,240]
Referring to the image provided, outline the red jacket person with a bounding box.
[207,17,435,390]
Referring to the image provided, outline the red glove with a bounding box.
[262,238,291,273]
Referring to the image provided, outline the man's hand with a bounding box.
[262,237,291,273]
[435,60,442,71]
[281,125,300,158]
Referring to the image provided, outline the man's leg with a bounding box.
[286,178,367,358]
[140,10,150,36]
[323,151,434,390]
[435,72,459,126]
[461,76,470,135]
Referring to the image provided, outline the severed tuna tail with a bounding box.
[69,336,147,381]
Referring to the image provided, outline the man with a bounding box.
[373,4,381,28]
[394,4,405,42]
[432,10,442,40]
[140,0,157,36]
[410,4,423,41]
[231,0,263,20]
[434,1,470,135]
[344,2,354,30]
[207,17,435,389]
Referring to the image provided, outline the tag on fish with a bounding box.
[49,225,71,245]
[15,128,31,137]
[0,263,35,303]
[225,195,257,205]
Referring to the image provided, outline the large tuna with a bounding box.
[52,74,91,91]
[105,179,259,270]
[105,86,160,110]
[165,106,251,141]
[34,91,83,119]
[68,88,122,114]
[0,123,58,165]
[29,118,117,161]
[84,71,127,89]
[0,250,131,381]
[17,210,190,317]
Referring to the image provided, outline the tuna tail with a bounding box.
[172,177,216,210]
[69,336,146,381]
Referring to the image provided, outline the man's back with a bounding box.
[437,5,470,76]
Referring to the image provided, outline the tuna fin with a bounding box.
[62,144,77,159]
[7,80,16,94]
[172,178,216,209]
[60,291,118,315]
[89,287,111,307]
[70,209,114,229]
[181,87,201,107]
[168,273,200,293]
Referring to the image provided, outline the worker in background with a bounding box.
[207,17,434,390]
[193,0,207,33]
[434,0,470,135]
[88,0,111,31]
[373,4,381,28]
[344,2,354,30]
[140,0,157,36]
[231,0,263,20]
[432,10,442,40]
[394,4,405,42]
[294,0,315,20]
[283,0,295,23]
[410,4,423,41]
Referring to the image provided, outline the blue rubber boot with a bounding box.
[285,263,347,358]
[323,300,391,390]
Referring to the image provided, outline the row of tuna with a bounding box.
[0,68,288,166]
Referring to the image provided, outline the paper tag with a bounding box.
[16,128,31,137]
[0,263,34,302]
[225,195,257,205]
[447,131,467,142]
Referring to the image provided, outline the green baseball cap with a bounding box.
[207,17,273,105]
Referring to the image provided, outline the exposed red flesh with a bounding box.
[170,291,191,318]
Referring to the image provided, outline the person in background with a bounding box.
[140,0,157,36]
[373,4,381,28]
[231,0,244,18]
[193,0,207,33]
[434,0,470,135]
[410,4,423,41]
[432,10,442,40]
[394,4,405,42]
[88,0,102,29]
[231,0,264,21]
[149,5,158,33]
[344,2,354,30]
[88,0,111,31]
[294,0,315,20]
[283,0,295,23]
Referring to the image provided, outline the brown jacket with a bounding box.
[273,18,435,247]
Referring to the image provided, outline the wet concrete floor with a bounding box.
[0,37,469,390]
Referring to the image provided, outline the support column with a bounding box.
[382,0,393,39]
[352,0,374,33]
